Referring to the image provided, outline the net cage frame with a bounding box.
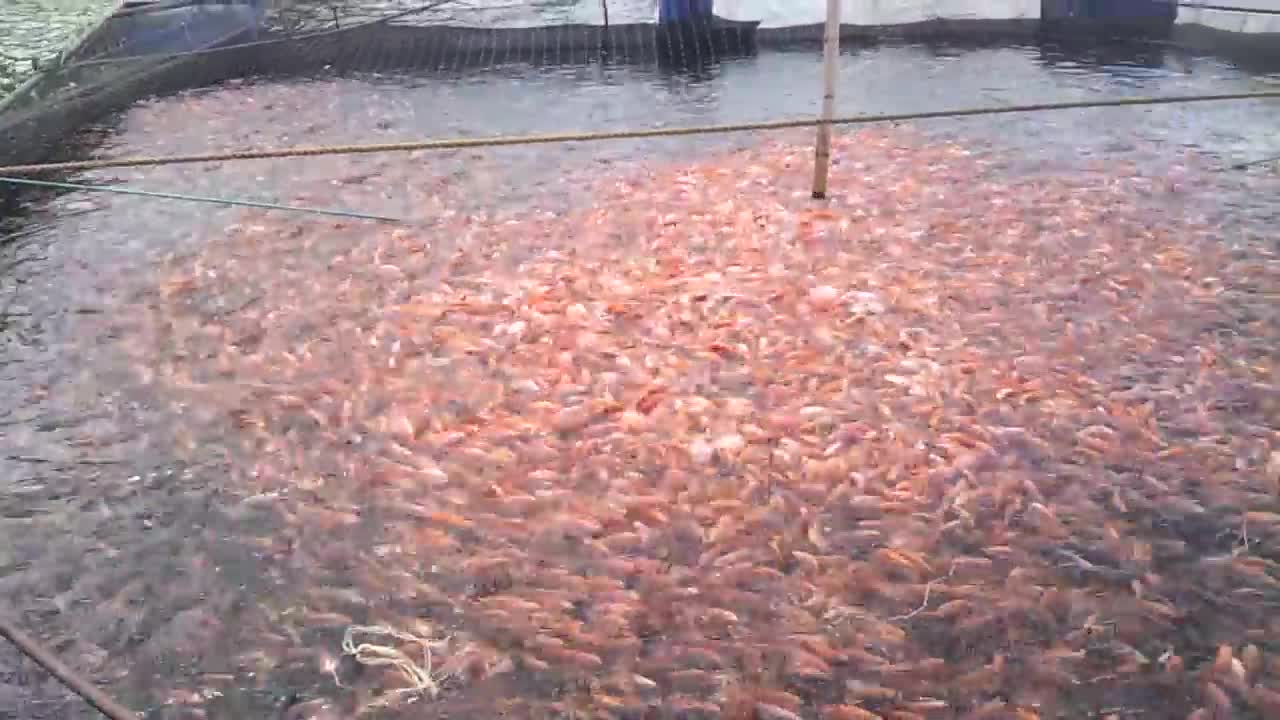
[0,1,1277,174]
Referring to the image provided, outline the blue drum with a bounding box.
[658,0,715,25]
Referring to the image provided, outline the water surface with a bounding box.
[0,0,112,96]
[0,36,1278,720]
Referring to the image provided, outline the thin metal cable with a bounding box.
[1,90,1277,176]
[0,176,403,222]
[1232,153,1280,170]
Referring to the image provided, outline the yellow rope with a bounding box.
[2,90,1277,176]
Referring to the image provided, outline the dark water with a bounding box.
[1,39,1279,718]
[0,0,111,96]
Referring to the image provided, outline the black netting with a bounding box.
[2,2,780,168]
[7,0,1211,171]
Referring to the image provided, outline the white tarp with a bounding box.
[714,0,1040,27]
[1178,5,1280,33]
[414,0,1279,32]
[564,0,1040,27]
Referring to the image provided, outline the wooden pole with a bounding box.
[812,0,841,199]
[601,0,611,58]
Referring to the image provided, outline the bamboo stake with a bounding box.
[812,0,841,199]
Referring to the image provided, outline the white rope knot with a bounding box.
[340,624,453,706]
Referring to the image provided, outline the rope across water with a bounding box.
[2,90,1277,177]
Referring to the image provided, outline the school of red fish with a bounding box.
[123,130,1280,720]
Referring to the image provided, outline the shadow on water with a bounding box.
[1037,36,1171,73]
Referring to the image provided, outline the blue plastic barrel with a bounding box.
[659,0,714,24]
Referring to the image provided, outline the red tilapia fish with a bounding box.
[123,129,1280,719]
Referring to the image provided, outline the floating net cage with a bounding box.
[1,2,1280,720]
[0,0,762,168]
[8,0,1278,170]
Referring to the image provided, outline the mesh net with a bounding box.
[9,0,1277,173]
[8,0,1276,171]
[0,0,1075,169]
[2,2,741,166]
